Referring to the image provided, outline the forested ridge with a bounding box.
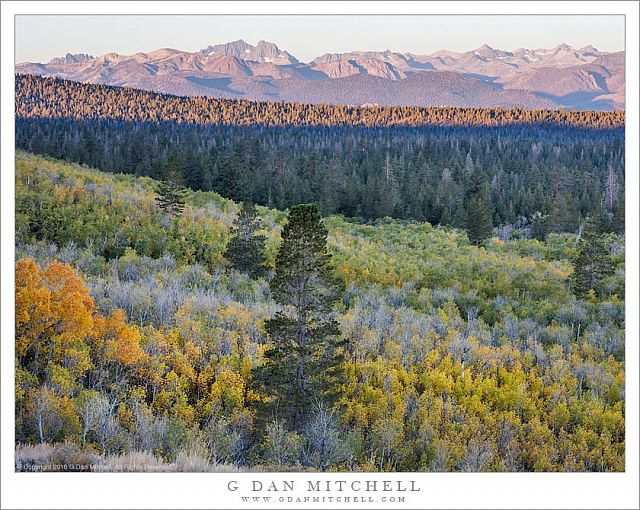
[15,152,625,472]
[16,74,625,128]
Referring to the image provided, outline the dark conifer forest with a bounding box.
[15,75,625,235]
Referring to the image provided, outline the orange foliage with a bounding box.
[15,259,144,382]
[93,310,144,366]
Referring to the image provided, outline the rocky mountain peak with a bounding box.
[48,53,94,65]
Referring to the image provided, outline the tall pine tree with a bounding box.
[465,163,494,245]
[156,154,188,217]
[224,200,268,279]
[467,195,493,245]
[257,204,345,432]
[573,216,613,297]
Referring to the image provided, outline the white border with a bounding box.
[1,2,639,509]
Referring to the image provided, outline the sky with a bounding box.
[15,15,625,63]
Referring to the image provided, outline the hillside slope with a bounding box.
[15,150,625,471]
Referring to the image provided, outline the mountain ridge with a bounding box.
[16,40,625,110]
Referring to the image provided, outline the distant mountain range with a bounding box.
[16,40,625,110]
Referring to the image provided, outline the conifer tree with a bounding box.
[467,194,493,245]
[531,211,549,241]
[464,163,494,245]
[156,154,188,217]
[224,200,268,279]
[258,204,345,432]
[452,200,468,230]
[573,216,613,297]
[548,193,579,234]
[611,197,625,235]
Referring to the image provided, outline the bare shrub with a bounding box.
[15,443,54,471]
[15,443,98,472]
[92,451,172,472]
[175,450,212,472]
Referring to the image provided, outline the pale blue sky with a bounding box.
[16,15,625,63]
